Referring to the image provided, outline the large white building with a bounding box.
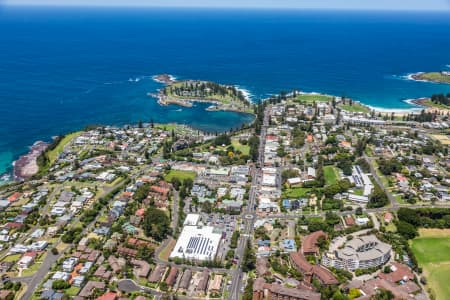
[322,235,391,271]
[170,225,222,261]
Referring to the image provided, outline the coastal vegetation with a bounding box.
[429,93,450,108]
[159,79,253,113]
[412,72,450,84]
[36,131,83,175]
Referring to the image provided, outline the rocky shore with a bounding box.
[13,141,48,181]
[153,74,176,85]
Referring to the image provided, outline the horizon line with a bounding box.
[2,3,450,12]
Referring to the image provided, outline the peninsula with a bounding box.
[410,71,450,84]
[153,76,254,114]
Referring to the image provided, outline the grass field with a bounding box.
[2,254,21,263]
[231,139,250,155]
[158,239,176,261]
[339,103,370,113]
[47,131,83,164]
[411,229,450,300]
[430,134,450,146]
[282,187,312,198]
[164,170,197,182]
[293,94,333,103]
[323,166,340,185]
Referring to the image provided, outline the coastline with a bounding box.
[13,141,48,181]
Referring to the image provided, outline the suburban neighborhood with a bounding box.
[0,91,449,300]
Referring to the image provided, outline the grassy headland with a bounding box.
[412,72,450,84]
[157,79,253,114]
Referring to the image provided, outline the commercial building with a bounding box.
[322,235,391,271]
[170,225,222,261]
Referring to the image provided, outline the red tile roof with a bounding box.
[302,231,327,255]
[97,292,117,300]
[7,192,21,202]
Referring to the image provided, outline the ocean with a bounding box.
[0,7,450,176]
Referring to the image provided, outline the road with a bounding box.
[363,153,398,209]
[228,105,270,300]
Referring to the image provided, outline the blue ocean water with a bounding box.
[0,7,450,175]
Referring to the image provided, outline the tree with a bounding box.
[242,240,256,272]
[396,221,418,240]
[142,207,171,241]
[367,185,389,208]
[52,279,70,290]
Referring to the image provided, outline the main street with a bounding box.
[228,105,270,300]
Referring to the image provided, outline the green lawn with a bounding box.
[47,131,83,164]
[339,103,370,113]
[282,187,312,198]
[423,99,450,110]
[323,166,340,185]
[164,170,197,182]
[22,262,42,276]
[411,229,450,300]
[2,254,21,263]
[293,94,333,103]
[65,286,80,296]
[385,222,397,233]
[231,139,250,156]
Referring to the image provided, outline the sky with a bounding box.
[3,0,450,11]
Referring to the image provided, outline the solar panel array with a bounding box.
[183,236,213,257]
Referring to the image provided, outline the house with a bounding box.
[165,267,178,287]
[282,199,291,210]
[378,262,414,283]
[287,177,302,187]
[108,256,125,274]
[307,167,316,179]
[97,292,117,300]
[0,200,10,211]
[196,270,210,295]
[94,266,112,280]
[344,215,355,227]
[178,269,192,291]
[17,251,37,268]
[131,259,150,278]
[78,281,106,298]
[148,264,166,283]
[355,217,370,226]
[253,278,321,300]
[62,257,78,272]
[7,192,21,203]
[281,239,297,252]
[384,212,393,223]
[208,274,223,293]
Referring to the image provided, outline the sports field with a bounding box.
[164,170,197,182]
[410,229,450,300]
[323,166,340,185]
